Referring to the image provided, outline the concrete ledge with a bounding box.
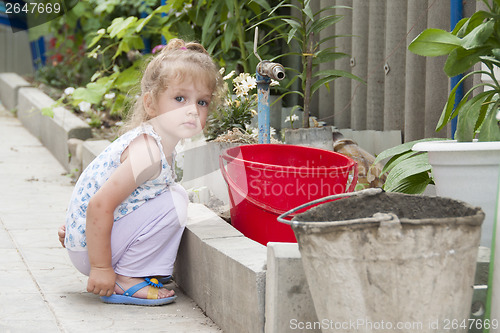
[175,204,267,333]
[17,87,92,170]
[0,72,31,110]
[266,243,319,333]
[81,140,111,171]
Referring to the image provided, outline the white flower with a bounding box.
[270,79,280,87]
[233,73,257,97]
[104,92,116,100]
[223,70,236,81]
[234,84,250,97]
[285,114,299,123]
[243,76,257,90]
[233,73,250,84]
[64,87,75,96]
[78,101,91,112]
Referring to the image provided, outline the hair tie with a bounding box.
[180,47,187,50]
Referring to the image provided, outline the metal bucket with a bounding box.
[278,188,484,333]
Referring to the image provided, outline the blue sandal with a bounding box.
[100,278,176,306]
[156,275,172,285]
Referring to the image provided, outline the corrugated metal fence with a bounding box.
[315,0,480,142]
[0,25,34,76]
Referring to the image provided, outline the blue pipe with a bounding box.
[450,0,463,139]
[257,72,271,144]
[161,0,167,45]
[140,10,151,54]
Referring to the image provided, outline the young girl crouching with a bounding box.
[58,39,223,306]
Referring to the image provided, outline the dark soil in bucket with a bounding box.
[294,191,480,222]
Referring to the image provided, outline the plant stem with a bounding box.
[303,32,313,128]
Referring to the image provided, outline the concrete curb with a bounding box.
[0,73,31,110]
[176,204,267,333]
[16,87,92,170]
[0,73,93,171]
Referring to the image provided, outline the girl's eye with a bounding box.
[198,100,209,107]
[175,96,185,102]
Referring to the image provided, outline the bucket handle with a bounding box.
[220,154,359,216]
[277,188,384,226]
[219,156,288,215]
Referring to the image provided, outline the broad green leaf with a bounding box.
[110,94,125,117]
[114,62,143,91]
[108,17,138,39]
[223,20,236,52]
[283,18,302,31]
[451,17,470,35]
[250,0,271,11]
[383,153,432,192]
[302,4,314,22]
[436,71,486,131]
[409,29,462,57]
[461,20,494,49]
[381,150,417,175]
[310,75,336,95]
[444,47,489,77]
[455,11,490,37]
[201,6,217,45]
[135,13,154,33]
[73,77,114,105]
[224,0,234,15]
[88,33,104,49]
[478,100,500,141]
[287,27,298,44]
[455,92,492,141]
[386,172,433,194]
[373,138,445,165]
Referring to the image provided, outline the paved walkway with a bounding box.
[0,103,220,332]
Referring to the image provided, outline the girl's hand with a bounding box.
[87,266,116,297]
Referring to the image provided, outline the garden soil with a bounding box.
[294,191,480,222]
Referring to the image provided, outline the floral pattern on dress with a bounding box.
[64,123,176,251]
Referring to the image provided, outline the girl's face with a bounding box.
[147,77,212,140]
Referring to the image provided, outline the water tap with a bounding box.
[254,27,286,143]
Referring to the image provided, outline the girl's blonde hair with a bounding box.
[121,38,224,133]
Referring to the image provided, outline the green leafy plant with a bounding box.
[206,70,259,140]
[160,0,279,74]
[373,138,449,194]
[374,0,500,195]
[253,0,364,128]
[42,3,170,127]
[408,0,500,142]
